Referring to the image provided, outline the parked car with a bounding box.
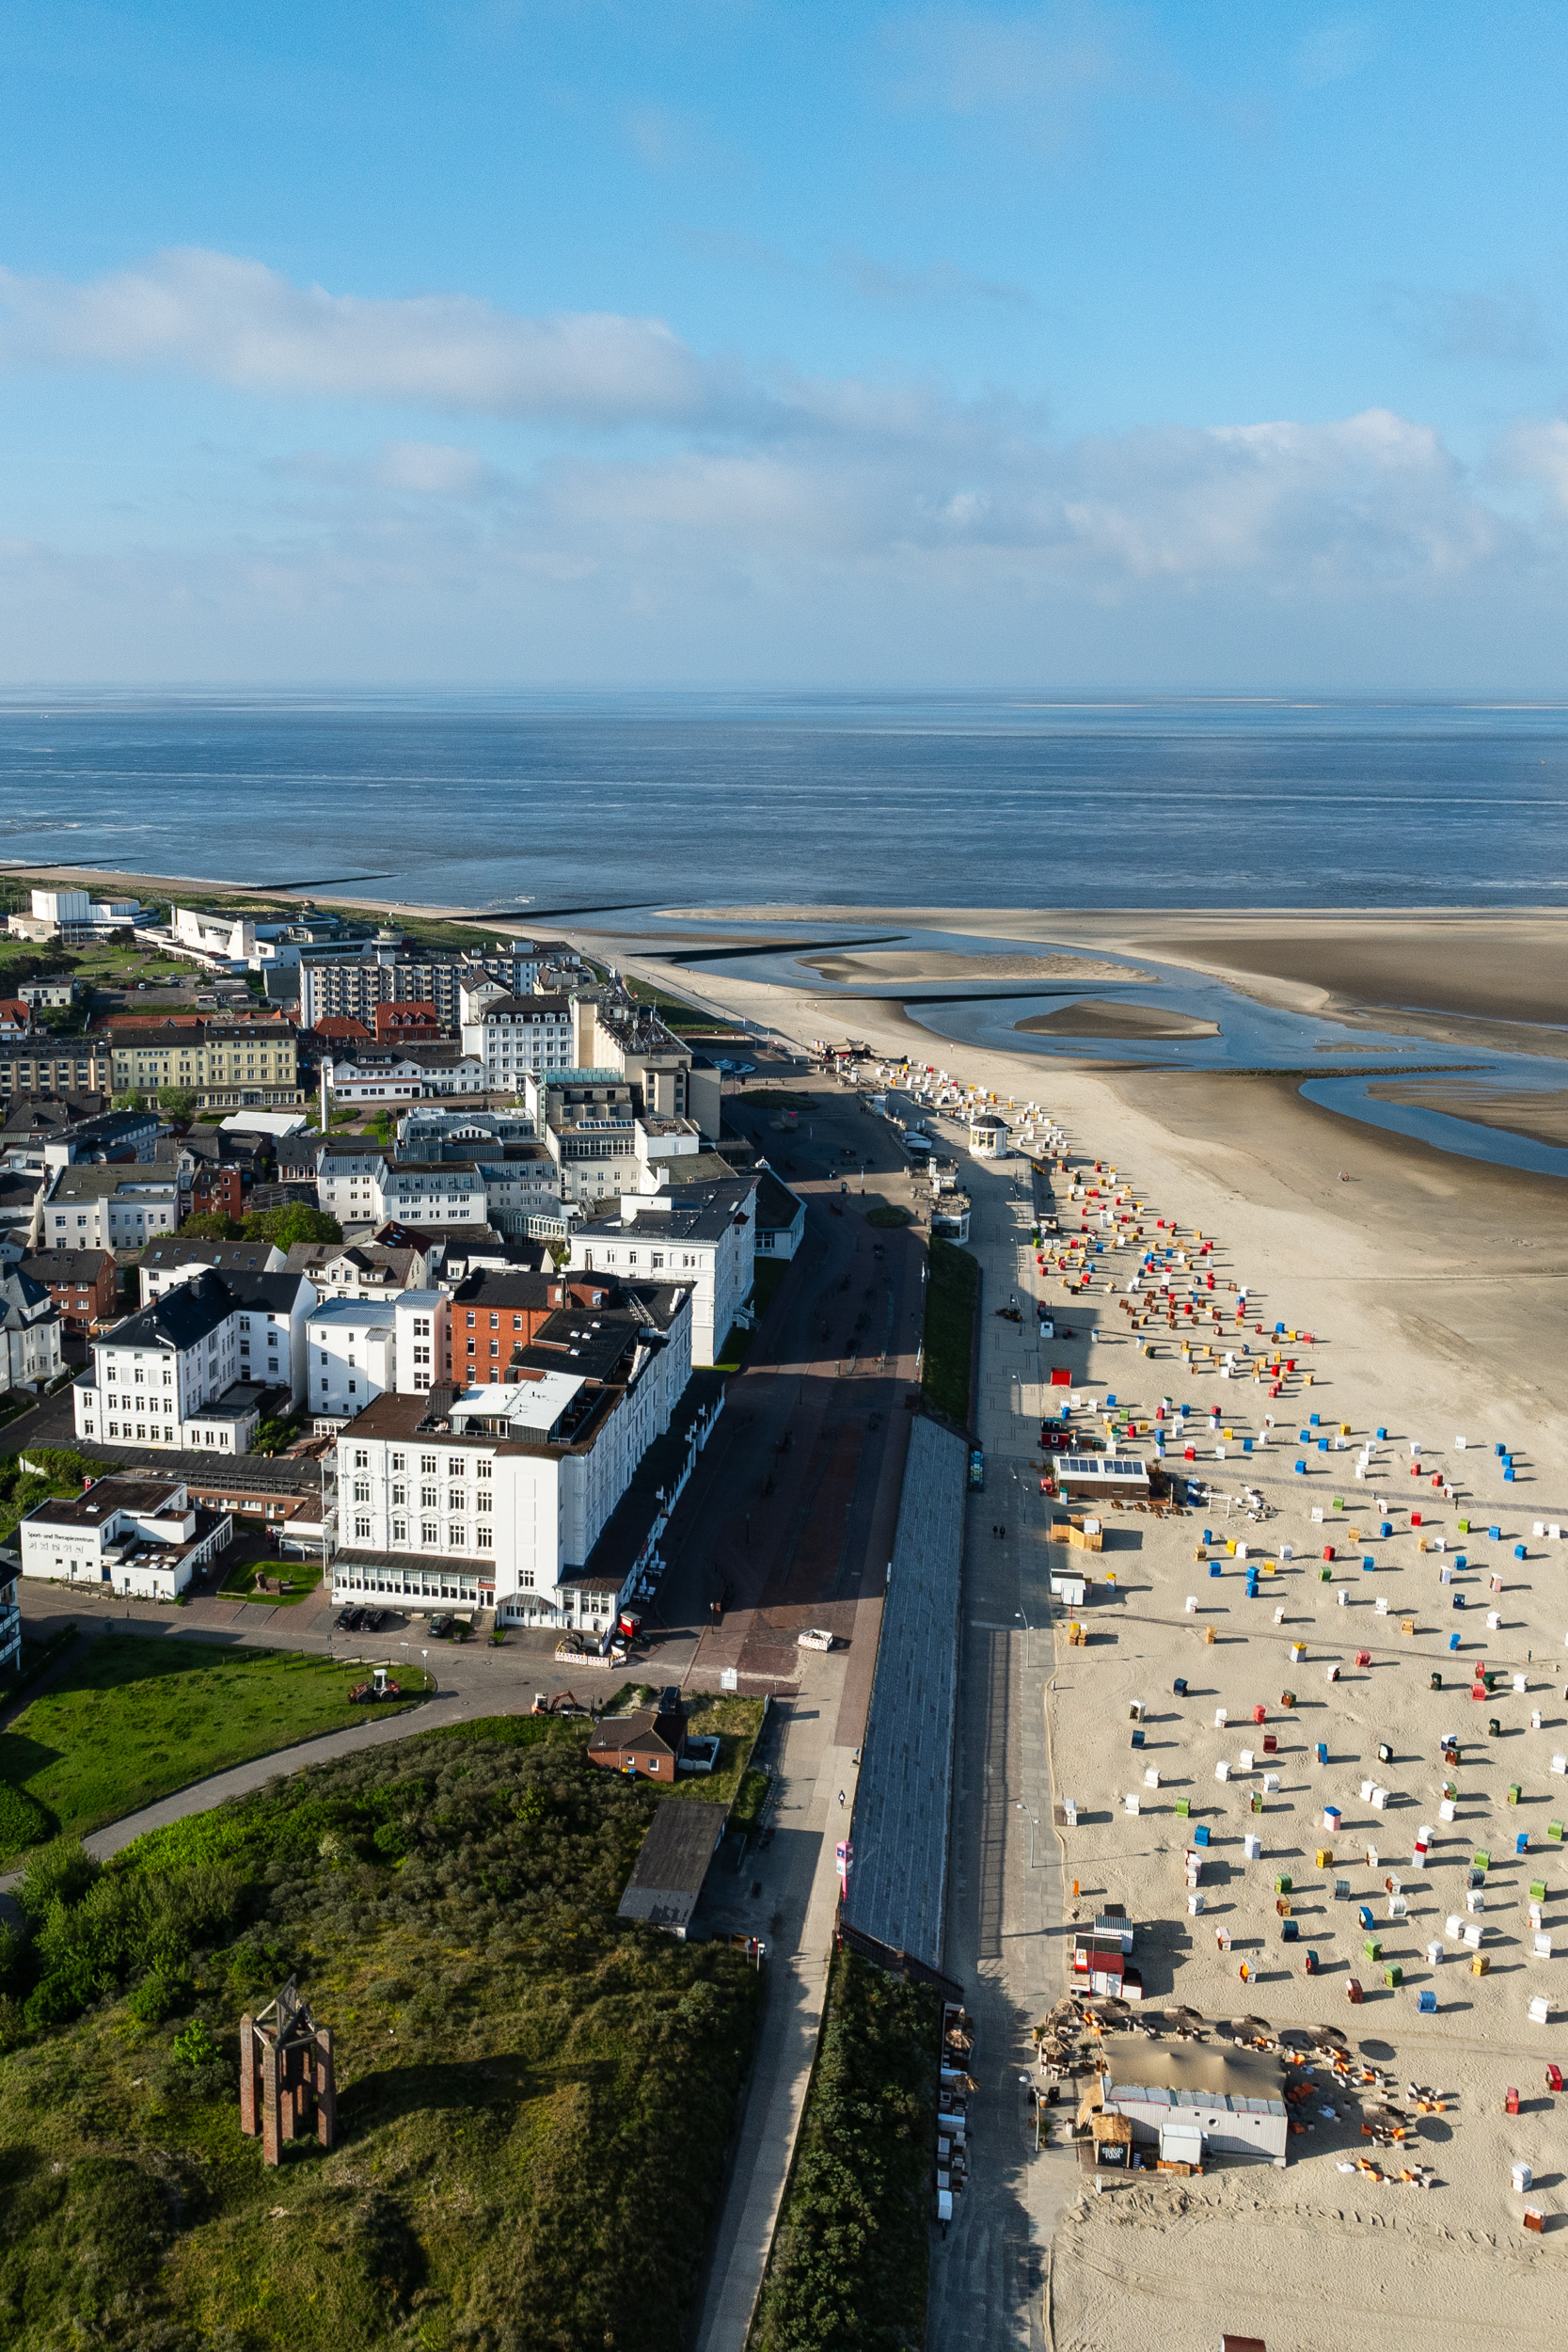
[364,1608,387,1631]
[429,1612,453,1637]
[968,1447,985,1491]
[335,1606,358,1629]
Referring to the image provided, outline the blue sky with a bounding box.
[3,1,1567,684]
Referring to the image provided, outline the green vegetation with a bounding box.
[0,1715,763,2351]
[730,1765,772,1835]
[0,1448,101,1549]
[178,1203,341,1247]
[157,1085,199,1124]
[0,1637,423,1855]
[715,1321,756,1373]
[866,1202,912,1229]
[618,972,716,1030]
[922,1235,979,1429]
[753,1949,940,2352]
[249,1406,305,1455]
[217,1555,324,1609]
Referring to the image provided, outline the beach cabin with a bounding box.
[1056,1454,1151,1502]
[1098,2033,1289,2166]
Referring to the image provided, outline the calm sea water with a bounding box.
[1,690,1566,912]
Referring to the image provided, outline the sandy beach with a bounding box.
[601,908,1568,2352]
[1365,1083,1568,1152]
[1015,1000,1221,1041]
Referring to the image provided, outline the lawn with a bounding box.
[0,1715,763,2351]
[750,1256,791,1316]
[752,1947,940,2352]
[0,1636,425,1855]
[217,1553,325,1608]
[922,1235,980,1430]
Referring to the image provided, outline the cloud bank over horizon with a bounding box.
[3,7,1567,687]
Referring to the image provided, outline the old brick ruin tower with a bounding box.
[239,1976,337,2163]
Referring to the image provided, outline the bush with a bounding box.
[0,1783,50,1856]
[754,1952,939,2352]
[866,1202,911,1228]
[922,1236,979,1428]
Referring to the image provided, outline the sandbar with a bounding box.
[801,949,1151,985]
[1365,1081,1568,1152]
[1014,999,1218,1041]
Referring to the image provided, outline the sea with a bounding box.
[2,689,1567,913]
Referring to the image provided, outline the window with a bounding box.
[421,1521,438,1547]
[475,1525,492,1551]
[420,1484,437,1508]
[391,1518,406,1545]
[420,1454,436,1473]
[447,1489,466,1514]
[353,1480,370,1504]
[355,1517,371,1540]
[354,1448,369,1469]
[390,1452,404,1470]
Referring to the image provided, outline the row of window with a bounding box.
[352,1447,492,1479]
[350,1516,493,1551]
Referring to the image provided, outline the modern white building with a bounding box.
[308,1288,449,1424]
[315,1146,559,1238]
[329,1279,694,1624]
[567,1176,756,1368]
[72,1268,319,1454]
[41,1163,182,1252]
[20,1475,233,1599]
[8,887,144,945]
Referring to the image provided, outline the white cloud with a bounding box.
[888,4,1118,125]
[0,246,729,426]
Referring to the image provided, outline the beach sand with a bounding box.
[602,916,1568,2352]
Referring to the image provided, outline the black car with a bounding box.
[429,1612,453,1637]
[335,1606,359,1629]
[364,1608,387,1631]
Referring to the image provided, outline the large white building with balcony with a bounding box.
[72,1268,318,1454]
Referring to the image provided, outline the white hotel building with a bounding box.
[329,1278,695,1628]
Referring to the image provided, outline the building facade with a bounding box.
[20,1475,233,1598]
[106,1021,303,1110]
[42,1163,182,1252]
[568,1177,757,1368]
[72,1268,318,1453]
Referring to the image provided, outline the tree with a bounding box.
[179,1212,244,1240]
[240,1205,341,1248]
[113,1089,149,1114]
[158,1087,199,1125]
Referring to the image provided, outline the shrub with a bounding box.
[0,1783,50,1856]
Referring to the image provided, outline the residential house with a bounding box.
[0,1263,63,1388]
[0,1000,32,1037]
[568,1176,757,1369]
[754,1168,806,1259]
[22,1247,119,1332]
[72,1267,318,1454]
[587,1696,689,1779]
[19,1475,232,1598]
[318,1042,485,1111]
[15,976,78,1009]
[373,1000,444,1042]
[42,1163,181,1253]
[307,1290,447,1424]
[282,1241,436,1298]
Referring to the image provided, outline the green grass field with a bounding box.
[217,1554,325,1609]
[0,1637,423,1855]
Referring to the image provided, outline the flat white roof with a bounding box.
[449,1374,584,1433]
[219,1111,309,1136]
[309,1296,398,1331]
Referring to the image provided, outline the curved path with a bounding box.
[0,1686,519,1915]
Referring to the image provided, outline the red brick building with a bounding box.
[373,1001,443,1042]
[21,1247,119,1332]
[586,1699,689,1780]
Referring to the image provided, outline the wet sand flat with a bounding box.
[802,948,1150,984]
[1365,1081,1568,1151]
[1015,998,1219,1041]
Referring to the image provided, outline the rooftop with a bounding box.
[24,1476,185,1528]
[615,1802,728,1931]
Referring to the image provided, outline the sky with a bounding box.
[3,0,1568,686]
